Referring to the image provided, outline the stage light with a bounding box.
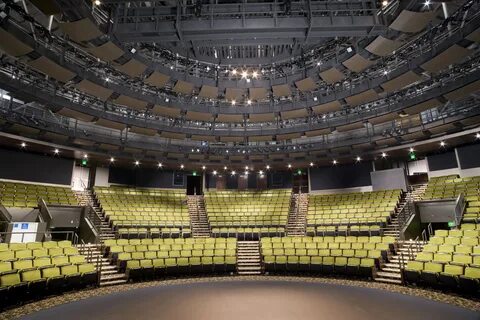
[245,166,249,170]
[110,157,115,163]
[310,162,314,167]
[213,170,217,175]
[476,133,480,139]
[130,48,136,54]
[356,156,361,162]
[20,142,26,148]
[259,170,264,175]
[424,0,431,7]
[180,164,184,169]
[409,147,414,153]
[54,149,59,154]
[381,152,387,158]
[440,141,446,147]
[232,69,237,75]
[244,171,249,176]
[231,100,236,106]
[333,160,337,165]
[83,154,88,158]
[231,170,236,175]
[206,66,210,71]
[241,70,248,79]
[346,47,353,53]
[313,96,318,101]
[165,97,169,102]
[383,70,389,75]
[224,166,228,170]
[135,160,140,166]
[266,165,270,170]
[287,164,292,168]
[158,163,163,168]
[252,71,258,79]
[202,166,206,170]
[94,0,101,5]
[247,99,252,105]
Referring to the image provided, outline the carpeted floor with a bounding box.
[17,280,480,320]
[1,276,479,319]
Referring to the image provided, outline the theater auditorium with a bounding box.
[0,0,479,319]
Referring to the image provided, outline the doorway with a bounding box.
[186,175,203,195]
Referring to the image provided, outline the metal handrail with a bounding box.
[0,230,78,243]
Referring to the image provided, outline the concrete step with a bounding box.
[375,277,402,284]
[100,269,119,275]
[100,279,128,287]
[101,273,127,281]
[238,271,262,275]
[376,271,402,279]
[381,267,401,273]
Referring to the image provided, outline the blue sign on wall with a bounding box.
[21,223,29,230]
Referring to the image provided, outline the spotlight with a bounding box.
[202,166,206,170]
[310,162,314,167]
[409,147,414,153]
[246,78,251,83]
[476,133,480,139]
[252,71,258,79]
[381,152,387,158]
[241,70,248,79]
[206,66,210,71]
[244,171,249,176]
[383,70,389,75]
[135,160,140,166]
[158,163,163,168]
[231,170,236,175]
[232,69,237,75]
[213,170,217,175]
[180,164,184,169]
[333,160,337,165]
[259,170,264,175]
[20,142,26,148]
[313,96,318,102]
[316,62,321,66]
[105,77,110,82]
[54,149,59,154]
[110,157,115,162]
[440,141,446,147]
[287,164,292,168]
[382,0,388,7]
[83,154,88,159]
[245,166,249,170]
[346,47,353,53]
[94,0,101,5]
[424,0,431,7]
[356,156,361,162]
[231,100,236,106]
[165,97,169,102]
[266,165,270,170]
[224,166,228,170]
[247,99,252,105]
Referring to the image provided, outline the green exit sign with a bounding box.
[447,221,456,227]
[409,152,416,161]
[192,171,197,176]
[81,159,88,166]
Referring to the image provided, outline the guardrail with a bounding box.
[454,193,466,227]
[0,230,78,244]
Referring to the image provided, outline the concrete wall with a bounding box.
[94,167,110,187]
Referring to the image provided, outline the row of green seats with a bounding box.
[117,227,192,239]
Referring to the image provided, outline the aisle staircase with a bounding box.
[75,190,115,241]
[409,183,428,201]
[286,193,308,236]
[77,243,127,287]
[187,195,211,237]
[374,240,425,285]
[236,241,262,275]
[382,191,409,238]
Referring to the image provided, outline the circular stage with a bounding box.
[20,280,478,320]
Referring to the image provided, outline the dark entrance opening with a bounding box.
[187,175,203,195]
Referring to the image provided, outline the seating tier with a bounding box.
[0,181,77,207]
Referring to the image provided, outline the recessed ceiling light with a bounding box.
[231,100,236,106]
[252,71,258,78]
[259,170,264,175]
[54,149,59,154]
[409,147,414,152]
[83,154,88,159]
[356,156,361,162]
[110,157,115,162]
[381,152,387,158]
[266,165,270,170]
[231,170,236,175]
[158,163,163,167]
[224,166,227,170]
[382,0,388,7]
[287,164,292,168]
[247,99,252,105]
[202,166,206,170]
[213,170,217,175]
[94,0,101,5]
[180,164,184,169]
[333,160,337,165]
[440,141,446,147]
[20,142,26,148]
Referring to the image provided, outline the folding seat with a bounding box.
[78,264,98,288]
[21,269,46,299]
[140,259,155,279]
[126,260,142,282]
[275,256,287,272]
[0,251,15,262]
[438,264,463,289]
[48,247,64,257]
[422,244,438,253]
[42,242,58,249]
[415,252,433,262]
[404,261,423,284]
[359,258,375,278]
[420,262,443,287]
[60,265,81,290]
[286,256,299,272]
[41,267,64,293]
[438,244,455,254]
[444,237,461,246]
[0,261,12,275]
[334,257,347,275]
[9,243,27,251]
[459,267,480,294]
[310,256,322,273]
[346,257,360,276]
[0,272,27,307]
[201,257,214,273]
[433,253,451,264]
[52,256,70,267]
[63,247,79,256]
[322,256,334,274]
[13,259,34,272]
